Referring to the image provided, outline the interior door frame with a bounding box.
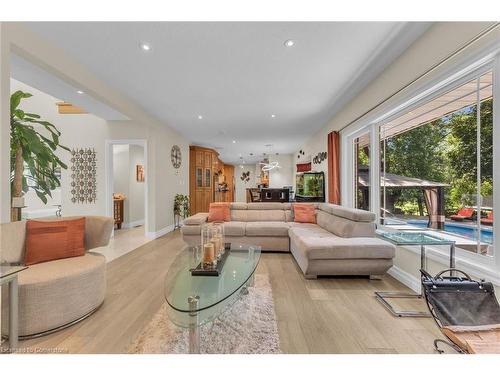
[105,139,149,235]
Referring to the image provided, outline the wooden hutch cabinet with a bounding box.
[190,146,217,214]
[189,145,235,214]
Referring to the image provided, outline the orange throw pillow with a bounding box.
[208,202,231,222]
[293,203,316,224]
[24,218,86,266]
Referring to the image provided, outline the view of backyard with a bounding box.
[382,97,492,218]
[355,70,494,255]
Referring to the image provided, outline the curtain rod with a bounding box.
[338,22,500,133]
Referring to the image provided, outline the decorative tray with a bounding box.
[190,243,231,276]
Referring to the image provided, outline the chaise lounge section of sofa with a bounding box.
[181,202,396,279]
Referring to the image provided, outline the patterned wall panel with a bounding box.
[70,148,97,204]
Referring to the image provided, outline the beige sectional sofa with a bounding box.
[1,216,113,338]
[181,203,396,279]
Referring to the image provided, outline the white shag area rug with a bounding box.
[129,273,281,354]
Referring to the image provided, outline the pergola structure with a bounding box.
[357,169,449,229]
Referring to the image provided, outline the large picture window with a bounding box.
[379,70,494,256]
[354,132,371,211]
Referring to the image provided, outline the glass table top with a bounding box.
[0,265,27,280]
[376,230,456,246]
[164,243,261,326]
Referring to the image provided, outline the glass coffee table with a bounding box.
[164,243,261,353]
[375,230,456,318]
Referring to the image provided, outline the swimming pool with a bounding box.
[406,220,493,244]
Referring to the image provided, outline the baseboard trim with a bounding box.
[122,219,145,229]
[146,224,175,239]
[387,265,421,293]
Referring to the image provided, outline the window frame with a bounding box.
[341,46,500,281]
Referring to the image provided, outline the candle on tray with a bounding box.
[211,236,222,257]
[203,243,215,267]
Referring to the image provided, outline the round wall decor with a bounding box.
[171,145,182,169]
[313,151,327,165]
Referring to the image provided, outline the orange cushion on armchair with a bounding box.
[293,203,316,224]
[24,218,86,266]
[208,202,231,222]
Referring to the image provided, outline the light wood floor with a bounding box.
[18,230,452,354]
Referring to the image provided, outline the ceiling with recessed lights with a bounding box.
[24,22,430,164]
[10,53,129,121]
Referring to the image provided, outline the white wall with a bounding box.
[128,145,145,225]
[294,22,497,203]
[268,154,294,188]
[113,145,129,198]
[113,144,145,227]
[22,189,61,218]
[0,23,190,238]
[11,78,109,217]
[235,165,254,202]
[105,119,189,235]
[293,22,500,291]
[8,78,188,235]
[234,154,294,202]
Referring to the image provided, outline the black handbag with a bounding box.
[421,268,500,353]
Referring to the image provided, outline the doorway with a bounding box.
[104,140,150,259]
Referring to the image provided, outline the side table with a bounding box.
[1,265,27,352]
[375,231,456,318]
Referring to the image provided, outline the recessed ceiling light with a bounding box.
[232,140,236,144]
[271,114,276,118]
[140,42,152,51]
[197,115,203,120]
[77,90,84,95]
[284,40,295,47]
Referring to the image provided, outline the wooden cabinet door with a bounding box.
[202,191,211,212]
[204,151,211,168]
[190,147,219,214]
[195,150,204,167]
[195,191,203,213]
[204,168,211,189]
[195,167,203,189]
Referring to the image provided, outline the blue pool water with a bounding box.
[407,220,493,244]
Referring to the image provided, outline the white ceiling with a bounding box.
[24,22,431,164]
[10,53,129,121]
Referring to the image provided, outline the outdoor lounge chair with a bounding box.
[450,207,475,221]
[421,268,500,354]
[481,211,493,226]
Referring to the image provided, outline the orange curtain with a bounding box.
[327,131,340,204]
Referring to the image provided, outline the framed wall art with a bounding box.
[136,164,145,182]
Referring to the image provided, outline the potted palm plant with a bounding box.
[10,90,70,221]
